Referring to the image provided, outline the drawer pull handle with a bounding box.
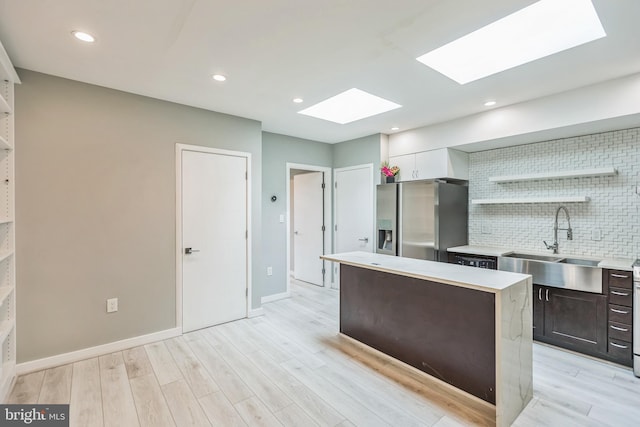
[538,288,542,301]
[610,274,629,279]
[610,308,629,314]
[610,325,629,332]
[610,291,629,296]
[610,342,628,349]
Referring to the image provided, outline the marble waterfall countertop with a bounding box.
[448,245,636,271]
[321,251,531,293]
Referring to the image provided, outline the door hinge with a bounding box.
[245,230,248,239]
[334,224,337,231]
[245,171,248,180]
[334,182,337,189]
[322,182,326,189]
[322,225,325,232]
[246,288,248,296]
[322,268,326,276]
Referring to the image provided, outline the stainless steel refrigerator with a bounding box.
[376,180,468,262]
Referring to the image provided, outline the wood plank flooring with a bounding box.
[7,279,640,426]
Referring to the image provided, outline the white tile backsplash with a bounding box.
[469,127,640,259]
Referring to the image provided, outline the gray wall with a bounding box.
[261,132,332,297]
[333,134,382,172]
[15,70,263,363]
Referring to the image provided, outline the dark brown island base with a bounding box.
[322,251,533,427]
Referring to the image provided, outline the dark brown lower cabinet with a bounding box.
[533,285,607,356]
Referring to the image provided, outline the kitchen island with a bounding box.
[321,251,533,427]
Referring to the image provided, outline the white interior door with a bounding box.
[293,172,324,286]
[335,165,374,287]
[182,150,247,332]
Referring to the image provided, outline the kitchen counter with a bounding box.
[448,245,635,271]
[322,251,531,292]
[322,251,532,427]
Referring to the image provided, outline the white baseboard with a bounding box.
[260,291,290,304]
[17,327,182,375]
[248,308,264,318]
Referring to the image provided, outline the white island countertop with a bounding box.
[448,245,636,271]
[321,251,531,293]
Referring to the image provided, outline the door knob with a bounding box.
[184,247,200,255]
[358,237,369,243]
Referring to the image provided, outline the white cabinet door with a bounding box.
[415,150,446,180]
[389,154,416,182]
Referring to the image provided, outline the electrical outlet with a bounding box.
[267,266,273,276]
[107,298,118,313]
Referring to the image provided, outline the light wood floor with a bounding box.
[7,280,640,426]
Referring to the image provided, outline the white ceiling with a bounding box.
[0,0,639,143]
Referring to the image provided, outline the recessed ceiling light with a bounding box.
[298,88,401,124]
[212,74,227,82]
[72,31,96,43]
[416,0,606,84]
[391,127,400,131]
[292,98,304,103]
[484,100,497,107]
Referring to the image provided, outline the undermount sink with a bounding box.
[504,252,563,263]
[498,253,603,293]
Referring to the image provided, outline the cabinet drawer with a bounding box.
[609,304,632,324]
[609,286,632,306]
[608,339,632,361]
[608,321,632,341]
[607,270,632,289]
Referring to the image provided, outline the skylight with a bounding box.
[416,0,606,84]
[298,88,401,124]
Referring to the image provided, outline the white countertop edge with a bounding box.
[322,252,531,293]
[597,258,635,272]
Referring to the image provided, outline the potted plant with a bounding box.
[381,162,400,183]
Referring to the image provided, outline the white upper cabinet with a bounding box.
[390,148,469,182]
[389,153,417,181]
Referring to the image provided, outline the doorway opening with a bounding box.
[286,163,332,293]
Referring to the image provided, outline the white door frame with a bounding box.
[176,143,252,332]
[286,163,332,295]
[333,163,375,287]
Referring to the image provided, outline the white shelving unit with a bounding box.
[0,95,9,115]
[472,196,590,205]
[488,167,617,183]
[0,39,19,402]
[0,135,11,151]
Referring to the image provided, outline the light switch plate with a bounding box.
[279,214,285,223]
[267,266,273,276]
[591,229,602,241]
[107,298,118,313]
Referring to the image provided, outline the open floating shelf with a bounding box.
[489,167,617,183]
[472,196,590,205]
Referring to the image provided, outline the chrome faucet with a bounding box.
[544,206,573,254]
